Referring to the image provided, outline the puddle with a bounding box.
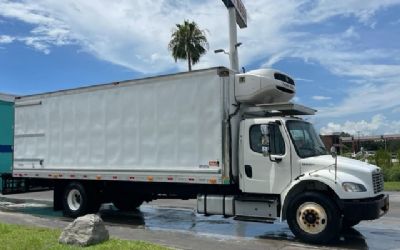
[1,197,400,250]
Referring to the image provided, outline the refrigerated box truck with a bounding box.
[8,67,388,243]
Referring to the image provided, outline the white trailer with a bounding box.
[8,67,388,244]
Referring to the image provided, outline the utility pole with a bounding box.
[221,0,247,72]
[357,131,361,153]
[228,7,239,72]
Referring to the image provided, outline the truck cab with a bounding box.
[235,111,388,243]
[198,70,389,244]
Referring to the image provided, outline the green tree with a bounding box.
[168,20,209,71]
[375,149,392,168]
[375,149,392,181]
[397,149,400,167]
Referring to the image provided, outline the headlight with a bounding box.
[342,182,367,192]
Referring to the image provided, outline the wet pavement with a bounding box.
[0,193,400,250]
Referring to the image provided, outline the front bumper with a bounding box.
[340,194,389,221]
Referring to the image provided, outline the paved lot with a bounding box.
[0,191,399,250]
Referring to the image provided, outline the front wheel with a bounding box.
[287,192,342,244]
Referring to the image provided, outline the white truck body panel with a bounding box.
[0,93,15,102]
[13,68,235,184]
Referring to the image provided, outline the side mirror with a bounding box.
[330,146,337,158]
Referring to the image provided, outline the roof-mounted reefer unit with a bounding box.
[235,69,295,104]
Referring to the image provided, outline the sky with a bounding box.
[0,0,399,136]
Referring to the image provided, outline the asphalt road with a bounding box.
[0,191,399,250]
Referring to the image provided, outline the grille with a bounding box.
[274,73,295,85]
[372,171,384,194]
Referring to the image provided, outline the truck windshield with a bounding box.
[286,120,328,158]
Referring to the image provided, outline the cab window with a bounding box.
[250,124,285,155]
[286,120,327,158]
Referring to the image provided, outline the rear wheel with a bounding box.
[287,192,342,244]
[62,182,100,217]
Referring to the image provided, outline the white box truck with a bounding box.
[7,67,388,243]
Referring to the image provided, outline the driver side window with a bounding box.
[250,124,285,155]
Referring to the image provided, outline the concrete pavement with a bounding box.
[1,190,400,250]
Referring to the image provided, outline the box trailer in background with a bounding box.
[0,93,14,192]
[6,67,388,244]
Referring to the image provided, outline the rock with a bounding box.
[59,214,109,247]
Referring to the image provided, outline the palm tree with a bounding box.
[168,20,209,71]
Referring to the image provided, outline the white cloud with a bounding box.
[262,51,291,68]
[390,18,400,25]
[0,0,233,73]
[0,0,399,133]
[296,0,400,26]
[0,0,398,74]
[320,114,400,135]
[292,96,300,102]
[19,37,50,54]
[0,35,14,43]
[317,77,400,117]
[392,106,400,113]
[312,95,331,101]
[342,26,359,39]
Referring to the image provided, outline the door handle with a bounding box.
[270,154,283,163]
[244,165,252,178]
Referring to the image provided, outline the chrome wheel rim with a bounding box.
[296,202,327,234]
[67,189,82,211]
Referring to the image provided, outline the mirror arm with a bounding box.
[330,146,338,183]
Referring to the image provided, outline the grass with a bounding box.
[384,182,400,191]
[0,223,168,250]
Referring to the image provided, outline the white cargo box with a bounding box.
[13,67,236,185]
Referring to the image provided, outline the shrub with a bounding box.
[367,155,376,165]
[383,168,391,181]
[375,149,392,169]
[388,167,400,182]
[397,150,400,166]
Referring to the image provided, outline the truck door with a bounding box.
[239,119,292,194]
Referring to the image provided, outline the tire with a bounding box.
[342,218,360,229]
[113,197,143,211]
[286,192,342,244]
[62,182,100,217]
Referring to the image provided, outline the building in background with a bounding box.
[320,133,342,154]
[321,132,400,156]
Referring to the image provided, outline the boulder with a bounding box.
[59,214,109,247]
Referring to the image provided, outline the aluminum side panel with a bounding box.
[14,72,225,182]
